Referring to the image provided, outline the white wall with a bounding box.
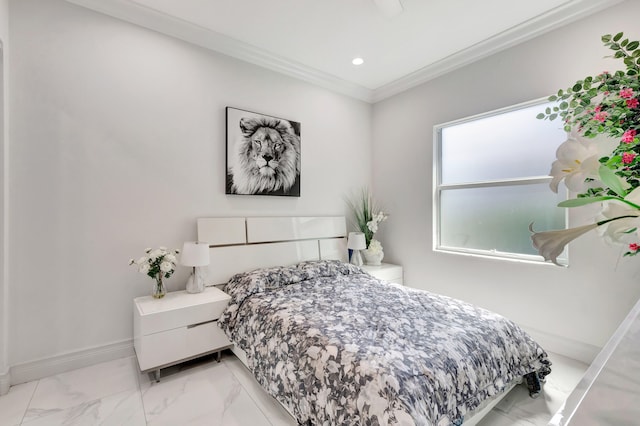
[0,0,8,396]
[8,0,371,375]
[9,0,637,381]
[372,0,640,362]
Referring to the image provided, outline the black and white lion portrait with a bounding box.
[226,109,301,196]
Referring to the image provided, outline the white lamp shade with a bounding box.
[347,232,366,250]
[180,241,210,267]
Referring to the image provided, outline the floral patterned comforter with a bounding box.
[219,260,551,425]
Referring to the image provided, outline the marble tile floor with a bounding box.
[0,351,587,426]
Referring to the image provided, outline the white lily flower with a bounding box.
[529,223,598,266]
[596,187,640,244]
[549,132,600,193]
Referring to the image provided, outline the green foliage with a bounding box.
[346,188,387,248]
[539,32,640,205]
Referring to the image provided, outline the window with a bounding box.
[434,99,568,263]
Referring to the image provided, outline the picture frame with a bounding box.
[225,107,301,197]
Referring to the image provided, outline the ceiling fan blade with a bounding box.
[373,0,403,18]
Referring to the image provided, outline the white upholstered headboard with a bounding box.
[197,216,348,286]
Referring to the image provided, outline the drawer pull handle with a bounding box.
[187,320,217,329]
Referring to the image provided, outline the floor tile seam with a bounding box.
[19,380,40,425]
[70,358,143,405]
[28,357,141,404]
[22,388,145,425]
[131,362,151,425]
[222,357,282,426]
[134,384,149,425]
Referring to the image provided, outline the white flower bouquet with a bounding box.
[129,246,180,297]
[348,188,388,248]
[531,32,640,265]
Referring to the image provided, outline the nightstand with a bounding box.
[133,286,232,381]
[361,263,403,285]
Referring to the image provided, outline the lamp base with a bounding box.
[350,250,363,267]
[185,267,205,293]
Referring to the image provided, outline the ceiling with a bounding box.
[66,0,623,103]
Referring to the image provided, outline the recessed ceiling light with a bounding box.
[352,57,364,66]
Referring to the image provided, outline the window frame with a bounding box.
[432,97,568,263]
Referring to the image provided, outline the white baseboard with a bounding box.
[3,329,598,388]
[521,326,600,365]
[0,367,10,395]
[10,339,134,386]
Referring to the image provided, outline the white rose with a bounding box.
[160,261,173,273]
[137,256,148,264]
[138,263,150,274]
[165,254,177,263]
[148,250,161,260]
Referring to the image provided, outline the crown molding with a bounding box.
[66,0,622,104]
[65,0,375,102]
[371,0,626,103]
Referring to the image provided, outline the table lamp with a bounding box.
[180,241,210,293]
[347,232,366,266]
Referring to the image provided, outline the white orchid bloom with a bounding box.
[549,132,600,193]
[529,223,598,266]
[596,187,640,244]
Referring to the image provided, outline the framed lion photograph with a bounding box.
[225,107,301,197]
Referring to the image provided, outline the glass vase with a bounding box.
[153,274,166,299]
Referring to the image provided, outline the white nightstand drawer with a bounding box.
[133,286,233,375]
[135,289,229,335]
[136,321,231,371]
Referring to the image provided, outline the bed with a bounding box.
[198,216,551,426]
